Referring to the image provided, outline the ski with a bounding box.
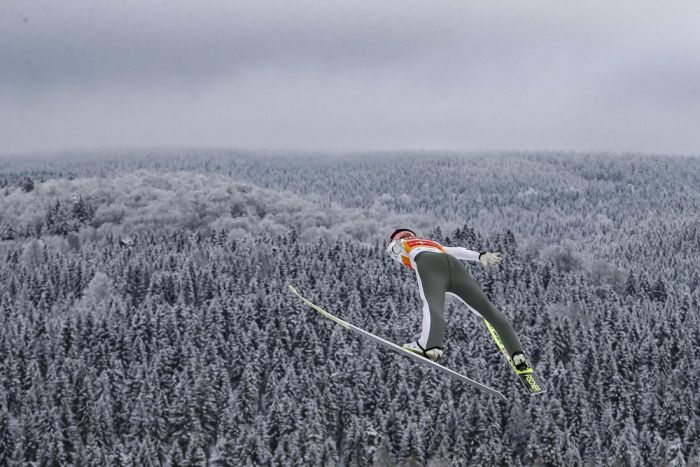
[484,320,546,395]
[289,285,507,401]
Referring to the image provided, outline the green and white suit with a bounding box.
[387,237,523,355]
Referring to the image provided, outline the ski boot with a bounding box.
[510,351,532,374]
[402,341,443,362]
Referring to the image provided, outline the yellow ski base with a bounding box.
[484,320,546,395]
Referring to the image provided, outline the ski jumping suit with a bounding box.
[387,237,523,355]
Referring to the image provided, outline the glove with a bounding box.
[479,251,502,267]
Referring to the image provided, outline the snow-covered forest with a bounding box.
[0,150,698,466]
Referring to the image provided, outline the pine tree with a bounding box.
[638,272,652,299]
[651,277,668,302]
[20,177,34,192]
[236,364,259,424]
[68,259,83,299]
[181,439,207,467]
[36,408,69,467]
[214,436,238,467]
[371,437,395,467]
[0,407,15,466]
[616,416,643,466]
[451,427,469,464]
[624,272,636,296]
[538,399,566,466]
[192,370,219,451]
[131,438,160,467]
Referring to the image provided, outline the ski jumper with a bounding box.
[387,237,523,355]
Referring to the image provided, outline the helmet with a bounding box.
[388,228,416,245]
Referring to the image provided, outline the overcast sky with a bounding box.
[2,0,699,156]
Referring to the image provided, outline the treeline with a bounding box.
[0,170,448,246]
[4,149,699,275]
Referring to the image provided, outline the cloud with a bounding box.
[1,0,699,154]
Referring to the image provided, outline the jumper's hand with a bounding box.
[479,251,502,268]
